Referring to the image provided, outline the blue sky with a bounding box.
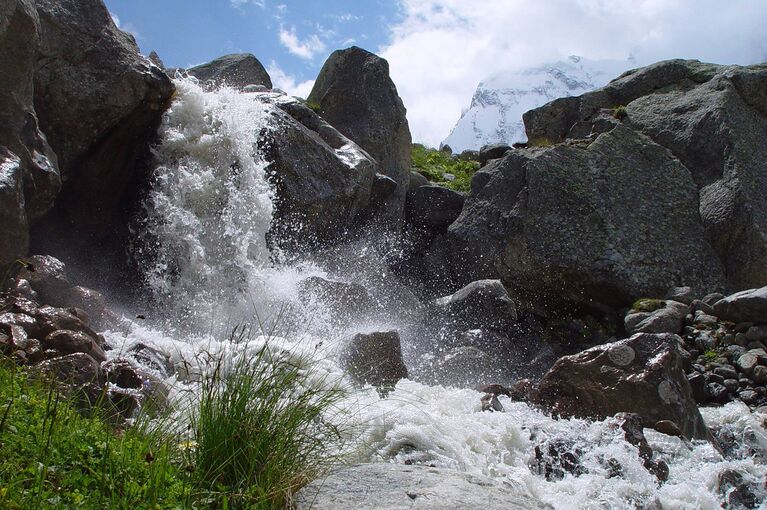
[105,0,767,146]
[104,0,399,86]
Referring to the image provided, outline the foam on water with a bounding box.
[110,79,767,509]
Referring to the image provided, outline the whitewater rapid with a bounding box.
[105,79,766,509]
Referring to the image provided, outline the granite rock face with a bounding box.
[33,0,174,238]
[256,92,377,249]
[433,124,725,309]
[308,47,412,221]
[429,60,766,310]
[0,0,60,265]
[523,60,767,292]
[713,286,767,324]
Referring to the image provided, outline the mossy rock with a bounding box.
[632,298,665,313]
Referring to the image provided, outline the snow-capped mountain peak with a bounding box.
[442,56,633,152]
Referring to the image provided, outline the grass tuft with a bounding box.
[190,326,344,509]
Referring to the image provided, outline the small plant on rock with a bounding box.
[612,105,628,121]
[411,143,479,193]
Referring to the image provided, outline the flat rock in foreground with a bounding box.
[295,463,550,510]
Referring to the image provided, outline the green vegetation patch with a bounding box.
[0,359,187,509]
[0,328,344,509]
[411,143,479,193]
[703,349,719,362]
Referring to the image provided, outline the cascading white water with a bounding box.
[107,78,767,509]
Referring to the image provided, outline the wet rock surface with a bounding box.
[33,0,174,239]
[0,254,163,421]
[534,332,708,440]
[256,92,377,249]
[295,463,551,510]
[185,53,272,90]
[0,0,60,266]
[341,331,408,393]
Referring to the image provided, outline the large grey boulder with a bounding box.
[534,333,708,440]
[433,124,725,309]
[524,60,767,291]
[0,0,60,266]
[434,279,517,332]
[308,47,412,221]
[478,143,511,166]
[255,93,377,248]
[186,53,272,91]
[713,286,767,324]
[33,0,174,237]
[295,463,550,510]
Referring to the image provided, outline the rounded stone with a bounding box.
[752,365,767,384]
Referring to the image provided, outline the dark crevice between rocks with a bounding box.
[30,96,173,305]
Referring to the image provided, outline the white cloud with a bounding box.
[380,0,767,146]
[333,13,360,22]
[267,61,315,98]
[110,13,120,27]
[230,0,265,8]
[279,26,327,60]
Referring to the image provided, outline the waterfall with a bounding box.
[104,78,767,509]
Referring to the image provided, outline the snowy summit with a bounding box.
[442,56,634,152]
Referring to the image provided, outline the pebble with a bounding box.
[735,333,749,347]
[694,311,719,327]
[738,390,760,406]
[695,332,716,351]
[736,352,759,376]
[752,365,767,384]
[723,379,739,393]
[708,383,729,403]
[720,333,736,346]
[713,366,738,380]
[750,348,767,362]
[707,373,725,385]
[735,323,754,333]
